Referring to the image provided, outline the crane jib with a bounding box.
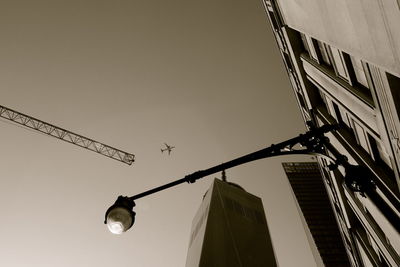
[0,105,135,165]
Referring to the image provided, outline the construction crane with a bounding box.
[0,104,135,165]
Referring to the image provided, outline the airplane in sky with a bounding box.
[161,143,175,155]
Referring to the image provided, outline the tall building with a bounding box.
[263,1,400,266]
[185,178,277,267]
[283,162,351,266]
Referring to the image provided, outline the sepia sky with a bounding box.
[1,1,318,266]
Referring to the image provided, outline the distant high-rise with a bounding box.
[283,162,351,266]
[263,1,400,265]
[185,178,277,267]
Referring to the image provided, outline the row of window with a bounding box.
[319,155,393,266]
[298,32,400,183]
[294,31,400,267]
[320,90,393,174]
[354,205,395,267]
[318,159,360,264]
[356,229,391,267]
[317,93,398,265]
[300,33,373,105]
[363,203,400,262]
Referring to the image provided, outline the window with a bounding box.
[386,72,400,119]
[315,40,331,66]
[300,33,309,54]
[330,47,350,81]
[342,54,375,104]
[353,121,369,152]
[297,92,307,109]
[282,51,293,72]
[318,91,330,113]
[368,133,382,162]
[331,102,356,139]
[355,238,375,267]
[378,251,390,267]
[367,133,393,171]
[366,233,390,266]
[300,33,319,62]
[344,114,357,138]
[332,102,343,124]
[350,56,369,88]
[268,11,279,31]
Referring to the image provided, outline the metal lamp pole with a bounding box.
[104,123,374,234]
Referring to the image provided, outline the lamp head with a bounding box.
[104,196,136,234]
[344,164,375,196]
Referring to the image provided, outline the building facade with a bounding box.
[283,162,351,266]
[185,178,277,267]
[263,1,400,266]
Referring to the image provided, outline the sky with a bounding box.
[0,1,318,266]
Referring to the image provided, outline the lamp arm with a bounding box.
[106,123,379,234]
[129,124,338,201]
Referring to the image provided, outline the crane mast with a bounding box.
[0,104,135,165]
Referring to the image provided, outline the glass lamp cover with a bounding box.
[106,207,133,234]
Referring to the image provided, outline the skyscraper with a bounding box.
[263,1,400,266]
[283,162,350,266]
[185,178,277,267]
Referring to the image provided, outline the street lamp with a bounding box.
[104,123,374,234]
[104,196,136,234]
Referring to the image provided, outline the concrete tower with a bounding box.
[185,178,277,267]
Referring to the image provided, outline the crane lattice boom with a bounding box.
[0,104,134,165]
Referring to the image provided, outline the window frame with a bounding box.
[300,33,320,63]
[315,40,332,67]
[327,47,351,82]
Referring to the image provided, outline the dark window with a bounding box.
[378,251,390,267]
[297,92,307,109]
[332,102,343,124]
[367,134,381,162]
[282,52,293,71]
[332,102,356,140]
[330,48,350,81]
[299,33,319,61]
[386,72,400,119]
[345,54,373,102]
[349,56,369,88]
[317,89,329,112]
[367,133,394,176]
[268,11,279,31]
[315,40,332,66]
[344,114,356,139]
[300,33,310,55]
